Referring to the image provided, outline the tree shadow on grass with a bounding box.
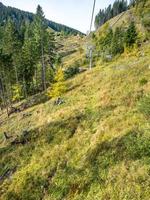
[2,110,149,199]
[0,112,84,185]
[84,129,150,185]
[0,104,117,187]
[53,129,150,198]
[18,92,49,111]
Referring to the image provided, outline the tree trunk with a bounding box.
[0,76,5,107]
[34,66,38,93]
[23,76,27,99]
[14,65,19,85]
[0,74,9,117]
[41,39,46,91]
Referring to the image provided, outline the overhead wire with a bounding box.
[89,0,96,34]
[88,0,96,69]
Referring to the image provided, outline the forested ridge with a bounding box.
[94,0,148,29]
[93,0,149,59]
[0,2,83,35]
[95,0,128,29]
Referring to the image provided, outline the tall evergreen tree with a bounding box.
[125,21,137,47]
[111,27,125,55]
[20,22,36,95]
[2,18,20,85]
[33,5,48,91]
[0,51,13,113]
[2,18,16,55]
[33,5,56,91]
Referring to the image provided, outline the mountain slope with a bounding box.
[0,1,150,200]
[0,2,83,35]
[0,43,150,200]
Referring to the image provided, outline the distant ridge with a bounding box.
[0,2,84,35]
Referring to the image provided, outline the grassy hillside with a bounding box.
[55,34,88,74]
[0,41,150,199]
[56,34,86,68]
[0,1,150,200]
[96,0,150,41]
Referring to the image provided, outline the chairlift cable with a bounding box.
[89,0,96,34]
[88,0,96,70]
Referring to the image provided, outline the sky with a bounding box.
[1,0,116,33]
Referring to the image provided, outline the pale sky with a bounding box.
[1,0,116,33]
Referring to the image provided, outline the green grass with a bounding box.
[1,3,150,197]
[56,34,86,69]
[0,41,150,199]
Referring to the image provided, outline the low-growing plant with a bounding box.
[139,78,148,86]
[64,65,80,79]
[137,94,150,117]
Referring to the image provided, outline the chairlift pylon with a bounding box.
[87,0,96,70]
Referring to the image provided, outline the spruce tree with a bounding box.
[2,18,20,86]
[20,22,36,95]
[33,5,56,91]
[33,5,48,91]
[2,18,16,55]
[125,21,137,47]
[111,27,125,56]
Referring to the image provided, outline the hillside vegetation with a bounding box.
[0,41,150,200]
[0,2,83,35]
[95,0,128,29]
[0,0,150,199]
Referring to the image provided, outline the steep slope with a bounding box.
[0,1,150,200]
[0,2,83,35]
[0,42,150,199]
[56,34,86,68]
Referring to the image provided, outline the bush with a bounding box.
[64,65,80,79]
[47,68,66,98]
[81,57,88,66]
[142,13,150,29]
[137,94,150,117]
[139,78,148,86]
[12,84,23,102]
[140,5,150,27]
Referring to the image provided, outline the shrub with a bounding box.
[64,65,80,79]
[137,94,150,117]
[47,68,66,98]
[142,12,150,29]
[139,78,148,86]
[81,57,88,66]
[12,84,23,102]
[79,47,84,54]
